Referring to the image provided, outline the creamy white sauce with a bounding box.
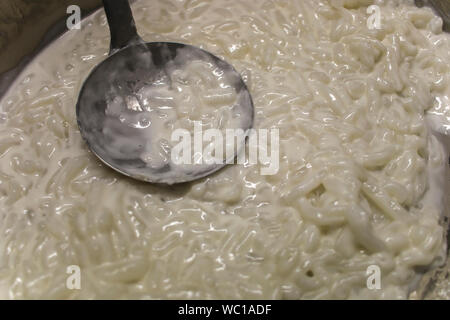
[0,0,448,299]
[103,47,243,174]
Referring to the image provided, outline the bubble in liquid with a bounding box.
[0,112,7,124]
[138,115,151,128]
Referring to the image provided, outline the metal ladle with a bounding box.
[76,0,254,184]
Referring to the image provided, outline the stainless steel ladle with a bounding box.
[76,0,254,184]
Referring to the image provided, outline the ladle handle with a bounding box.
[102,0,142,53]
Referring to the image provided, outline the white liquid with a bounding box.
[0,0,448,299]
[102,47,246,177]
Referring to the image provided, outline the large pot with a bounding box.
[0,0,448,300]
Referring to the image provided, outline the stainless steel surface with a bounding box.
[77,42,254,184]
[0,0,102,96]
[0,0,102,74]
[76,0,254,184]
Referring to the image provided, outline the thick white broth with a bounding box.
[0,0,449,299]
